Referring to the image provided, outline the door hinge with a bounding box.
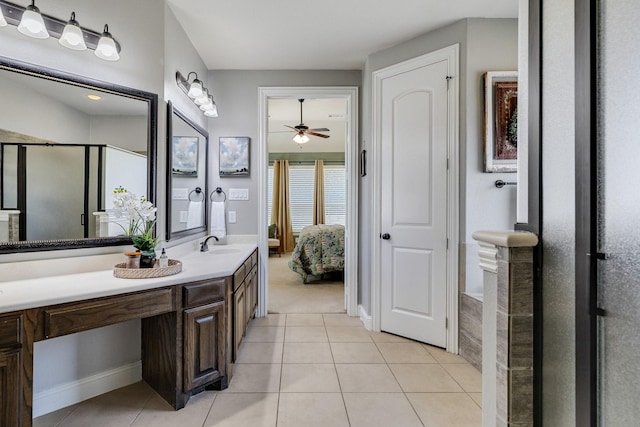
[446,75,453,90]
[446,238,449,250]
[445,317,449,329]
[446,158,449,170]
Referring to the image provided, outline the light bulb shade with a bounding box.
[0,7,7,27]
[95,25,120,61]
[187,79,203,99]
[194,88,209,105]
[59,13,87,51]
[293,133,310,144]
[204,104,218,117]
[18,5,49,39]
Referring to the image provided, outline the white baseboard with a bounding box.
[359,304,372,330]
[33,361,142,418]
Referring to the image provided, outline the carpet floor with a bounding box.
[267,252,345,314]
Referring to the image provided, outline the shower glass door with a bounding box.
[596,0,640,424]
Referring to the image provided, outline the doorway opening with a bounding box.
[257,87,359,317]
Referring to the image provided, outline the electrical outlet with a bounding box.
[228,211,237,223]
[179,211,188,223]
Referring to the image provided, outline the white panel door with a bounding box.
[380,57,449,346]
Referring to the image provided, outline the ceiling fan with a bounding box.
[284,99,330,144]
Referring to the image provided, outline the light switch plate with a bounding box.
[172,188,189,200]
[179,211,188,223]
[228,188,249,200]
[228,211,237,223]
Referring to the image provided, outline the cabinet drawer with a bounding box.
[233,264,246,291]
[0,314,22,347]
[183,278,226,308]
[45,288,174,339]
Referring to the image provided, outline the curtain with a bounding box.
[313,160,325,225]
[271,160,294,252]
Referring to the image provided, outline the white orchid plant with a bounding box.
[112,186,158,253]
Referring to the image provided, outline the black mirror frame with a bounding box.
[166,101,209,241]
[0,56,158,254]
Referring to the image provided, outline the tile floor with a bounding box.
[34,313,482,427]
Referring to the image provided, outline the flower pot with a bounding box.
[139,250,156,268]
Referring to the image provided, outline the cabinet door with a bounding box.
[183,301,225,391]
[247,266,258,321]
[0,350,21,427]
[233,282,246,360]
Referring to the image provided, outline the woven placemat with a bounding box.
[113,259,182,279]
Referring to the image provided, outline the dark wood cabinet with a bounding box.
[231,249,258,362]
[0,349,21,427]
[0,313,22,427]
[183,300,225,390]
[1,248,258,427]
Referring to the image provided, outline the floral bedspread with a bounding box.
[288,224,345,282]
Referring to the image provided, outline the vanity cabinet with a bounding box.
[0,246,258,427]
[231,249,258,361]
[0,313,22,427]
[182,279,227,391]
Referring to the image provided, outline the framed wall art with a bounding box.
[219,136,250,177]
[171,136,199,176]
[484,71,518,173]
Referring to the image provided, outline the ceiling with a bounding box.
[268,98,347,153]
[166,0,518,70]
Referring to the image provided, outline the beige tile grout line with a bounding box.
[322,313,353,427]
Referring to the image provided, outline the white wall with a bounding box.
[90,116,148,153]
[204,70,362,236]
[359,18,518,311]
[0,77,90,144]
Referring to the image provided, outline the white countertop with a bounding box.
[0,243,257,314]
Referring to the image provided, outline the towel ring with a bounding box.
[188,187,205,202]
[210,187,226,202]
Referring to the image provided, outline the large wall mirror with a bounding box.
[166,101,208,240]
[0,56,157,254]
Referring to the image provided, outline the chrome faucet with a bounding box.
[199,235,219,252]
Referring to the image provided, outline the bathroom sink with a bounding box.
[206,248,241,255]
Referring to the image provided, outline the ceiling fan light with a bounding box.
[18,2,49,39]
[95,25,120,61]
[187,78,203,99]
[293,133,309,144]
[59,12,87,51]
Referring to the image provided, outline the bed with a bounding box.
[288,224,345,283]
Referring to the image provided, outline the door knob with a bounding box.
[380,233,391,240]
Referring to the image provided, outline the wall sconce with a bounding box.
[176,71,219,118]
[0,0,121,61]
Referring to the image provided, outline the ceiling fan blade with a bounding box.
[269,130,294,133]
[306,131,330,139]
[284,125,297,130]
[308,128,330,132]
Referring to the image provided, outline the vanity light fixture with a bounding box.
[176,71,220,118]
[59,12,86,51]
[17,0,48,39]
[95,25,120,61]
[0,0,121,60]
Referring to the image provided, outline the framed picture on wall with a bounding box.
[171,136,199,176]
[483,71,518,173]
[219,137,250,177]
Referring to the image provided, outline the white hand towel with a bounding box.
[186,201,203,229]
[210,201,226,238]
